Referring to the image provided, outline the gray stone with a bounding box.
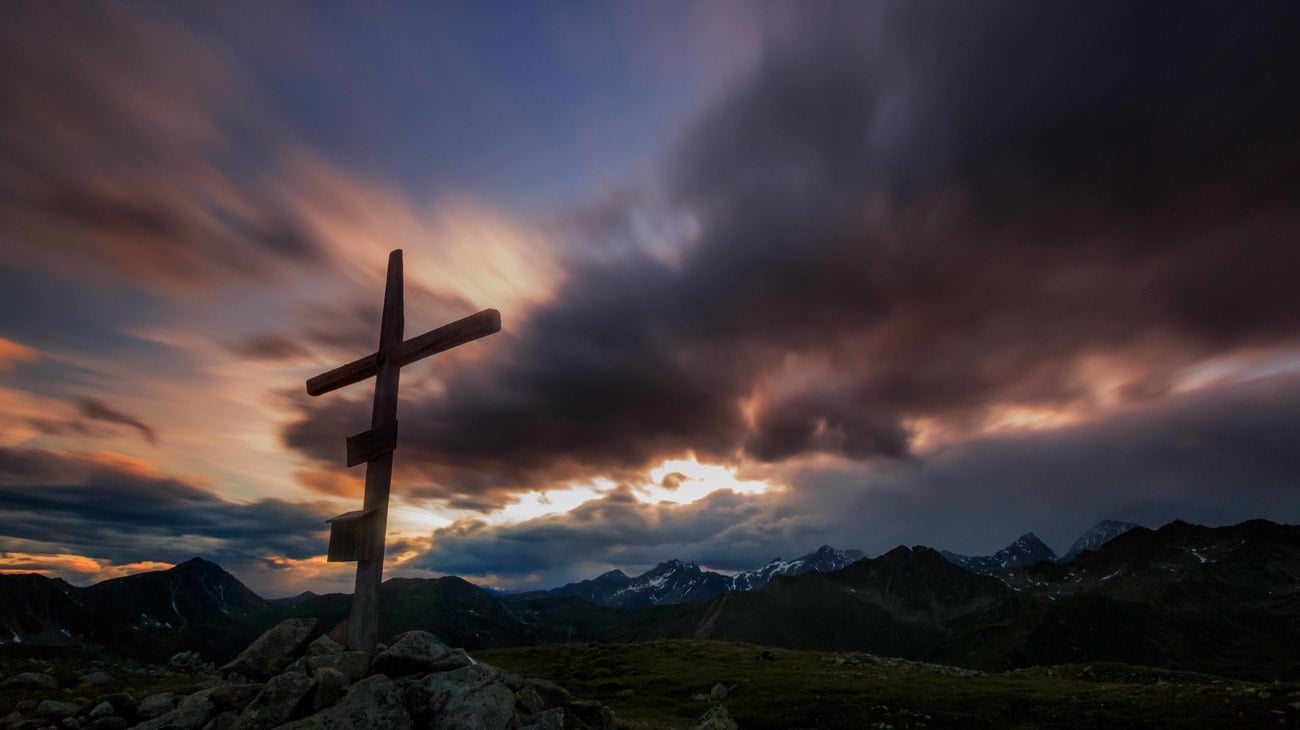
[0,672,59,691]
[134,689,217,730]
[305,652,370,682]
[87,693,134,716]
[16,700,39,713]
[137,692,178,719]
[277,675,412,730]
[36,700,80,719]
[304,635,344,658]
[400,664,498,727]
[87,718,129,730]
[370,631,470,677]
[570,700,615,730]
[522,707,565,730]
[208,683,263,712]
[220,618,319,681]
[438,682,516,730]
[201,712,238,730]
[230,672,315,730]
[614,689,634,698]
[311,668,349,712]
[709,682,728,701]
[695,704,738,730]
[77,671,113,689]
[512,675,569,711]
[88,702,115,719]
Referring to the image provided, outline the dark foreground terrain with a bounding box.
[3,639,1299,729]
[479,640,1300,729]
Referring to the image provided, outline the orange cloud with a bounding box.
[0,552,173,581]
[0,338,37,370]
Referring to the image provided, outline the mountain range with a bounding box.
[2,519,1295,680]
[504,544,865,608]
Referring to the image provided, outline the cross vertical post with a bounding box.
[349,249,403,652]
[306,248,500,652]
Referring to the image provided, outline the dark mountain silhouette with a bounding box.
[1,520,1295,679]
[941,533,1058,574]
[1058,519,1142,564]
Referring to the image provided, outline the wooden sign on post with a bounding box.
[307,249,500,652]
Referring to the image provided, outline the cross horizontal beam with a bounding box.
[305,308,501,397]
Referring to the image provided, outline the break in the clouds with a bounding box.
[284,1,1300,506]
[1,1,1298,591]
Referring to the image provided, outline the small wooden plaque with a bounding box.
[326,509,377,562]
[346,420,398,467]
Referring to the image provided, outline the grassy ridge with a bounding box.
[476,640,1300,729]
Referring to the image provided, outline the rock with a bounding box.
[304,635,344,658]
[709,683,728,701]
[304,652,371,682]
[137,693,178,719]
[16,700,39,713]
[201,712,238,730]
[208,683,264,712]
[311,668,349,712]
[522,707,565,730]
[516,678,569,714]
[87,718,129,730]
[88,702,115,719]
[695,704,738,730]
[277,675,412,730]
[169,651,207,671]
[60,717,81,729]
[370,631,470,677]
[230,672,316,730]
[615,689,634,698]
[36,700,81,719]
[570,700,615,730]
[438,682,516,730]
[134,689,218,730]
[0,672,59,691]
[693,694,709,702]
[78,671,114,689]
[221,618,319,681]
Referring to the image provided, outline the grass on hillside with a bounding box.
[476,640,1300,729]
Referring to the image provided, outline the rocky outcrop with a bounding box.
[0,625,613,730]
[220,618,320,681]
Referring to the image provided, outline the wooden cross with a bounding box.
[306,249,500,651]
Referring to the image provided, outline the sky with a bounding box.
[1,1,1298,598]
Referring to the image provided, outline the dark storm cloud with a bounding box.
[284,1,1300,502]
[228,334,313,362]
[0,447,329,565]
[76,398,158,445]
[0,4,327,293]
[414,373,1300,585]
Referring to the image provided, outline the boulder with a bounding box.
[569,700,616,730]
[137,692,178,719]
[135,689,217,730]
[88,718,130,730]
[0,672,59,691]
[277,675,412,730]
[304,635,344,658]
[311,668,349,712]
[201,712,238,730]
[522,707,565,730]
[230,672,315,730]
[305,652,371,682]
[88,702,115,719]
[220,618,319,681]
[709,683,728,701]
[77,671,114,689]
[208,683,264,712]
[36,700,81,719]
[438,682,516,730]
[695,704,738,730]
[370,631,470,677]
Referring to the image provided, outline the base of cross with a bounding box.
[308,249,500,651]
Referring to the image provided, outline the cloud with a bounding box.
[76,398,158,445]
[0,446,332,577]
[0,337,37,370]
[282,1,1300,506]
[409,373,1300,586]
